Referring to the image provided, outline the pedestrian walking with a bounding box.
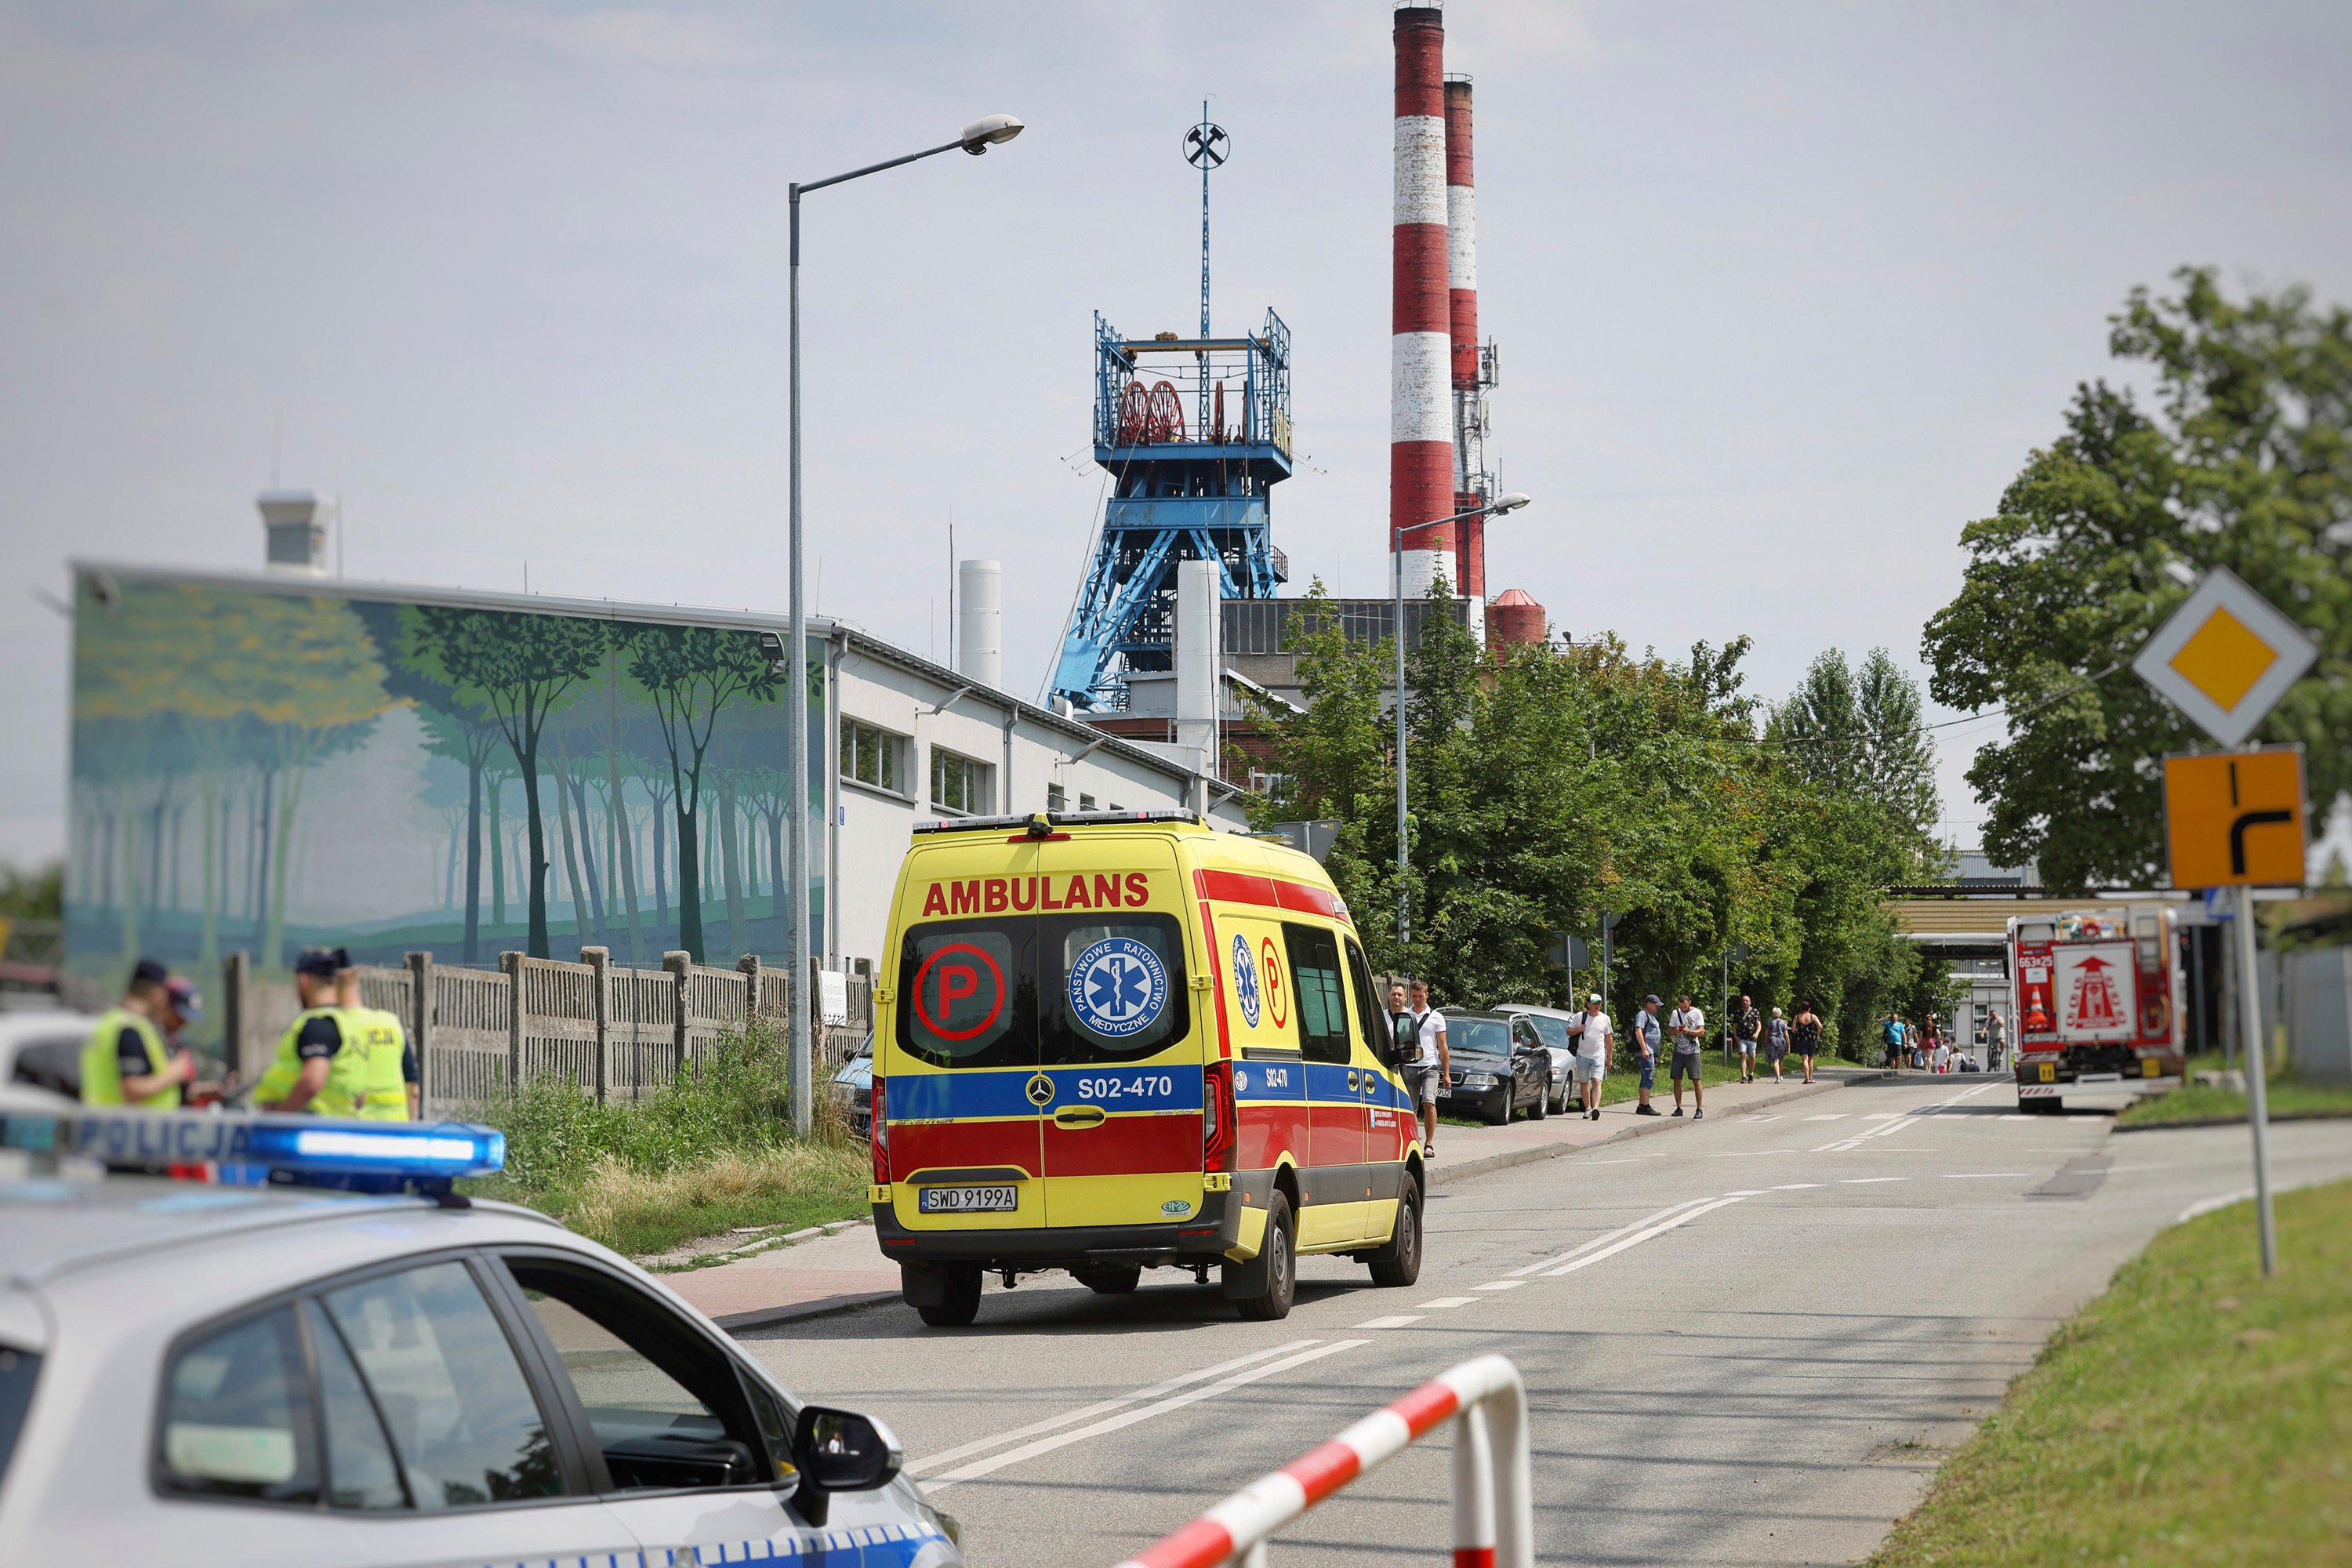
[1573,993,1610,1120]
[1632,995,1664,1115]
[79,958,198,1110]
[1882,1011,1907,1071]
[1765,1007,1790,1083]
[1405,979,1450,1157]
[1793,1000,1824,1084]
[1735,993,1762,1084]
[1668,993,1706,1119]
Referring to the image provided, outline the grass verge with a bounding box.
[1867,1178,2352,1567]
[459,1018,869,1259]
[2118,1057,2352,1127]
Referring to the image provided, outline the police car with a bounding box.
[0,1101,960,1566]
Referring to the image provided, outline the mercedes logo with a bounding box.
[1025,1073,1055,1108]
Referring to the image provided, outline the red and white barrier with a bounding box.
[1112,1354,1533,1568]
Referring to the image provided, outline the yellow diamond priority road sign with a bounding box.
[2132,567,2319,745]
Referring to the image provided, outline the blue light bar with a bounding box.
[0,1109,506,1181]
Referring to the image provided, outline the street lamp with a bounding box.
[1391,491,1530,952]
[786,114,1023,1134]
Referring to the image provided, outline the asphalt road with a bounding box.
[740,1076,2352,1567]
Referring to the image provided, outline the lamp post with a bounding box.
[1391,492,1530,953]
[787,113,1022,1135]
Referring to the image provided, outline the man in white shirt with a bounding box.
[1406,979,1450,1156]
[1573,993,1611,1120]
[1668,993,1707,1119]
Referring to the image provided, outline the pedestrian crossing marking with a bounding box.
[1474,1281,1525,1291]
[1417,1297,1478,1309]
[1352,1314,1425,1329]
[1804,1113,1848,1121]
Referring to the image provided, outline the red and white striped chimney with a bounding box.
[1444,73,1486,604]
[1392,5,1454,600]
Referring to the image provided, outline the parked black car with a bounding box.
[1435,1010,1552,1124]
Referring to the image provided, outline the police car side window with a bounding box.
[498,1255,784,1494]
[303,1298,407,1511]
[158,1305,321,1505]
[319,1261,564,1510]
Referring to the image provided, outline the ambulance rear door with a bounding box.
[885,835,1047,1236]
[1034,831,1207,1230]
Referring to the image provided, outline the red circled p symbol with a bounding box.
[1261,938,1287,1029]
[913,942,1007,1041]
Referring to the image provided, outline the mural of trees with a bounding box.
[403,606,604,957]
[622,626,778,963]
[69,575,822,982]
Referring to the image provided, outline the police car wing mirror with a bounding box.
[791,1406,903,1525]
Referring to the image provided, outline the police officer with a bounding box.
[335,960,419,1120]
[81,958,198,1109]
[254,947,368,1116]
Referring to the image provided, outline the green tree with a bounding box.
[623,626,778,962]
[1924,268,2350,891]
[407,607,604,956]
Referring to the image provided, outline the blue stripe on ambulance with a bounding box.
[887,1065,1202,1121]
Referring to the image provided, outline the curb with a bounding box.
[2115,1105,2352,1133]
[715,1288,900,1334]
[1427,1071,1896,1189]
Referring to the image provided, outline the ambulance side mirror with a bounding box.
[791,1406,904,1526]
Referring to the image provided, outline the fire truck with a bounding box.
[2008,907,2185,1112]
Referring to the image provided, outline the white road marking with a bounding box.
[1804,1113,1849,1122]
[1864,1112,1904,1120]
[1352,1314,1426,1329]
[1417,1296,1478,1309]
[904,1340,1323,1476]
[1942,1172,2026,1178]
[921,1338,1370,1490]
[2001,1113,2035,1120]
[1725,1189,1769,1196]
[1475,1280,1525,1291]
[1746,1114,1782,1122]
[1839,1177,1908,1184]
[1538,1195,1749,1276]
[1508,1195,1724,1277]
[1769,1182,1825,1190]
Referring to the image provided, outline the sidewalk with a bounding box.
[662,1064,1894,1332]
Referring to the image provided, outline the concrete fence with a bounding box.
[220,948,873,1120]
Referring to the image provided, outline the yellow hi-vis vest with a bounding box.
[254,1007,370,1116]
[354,1007,412,1121]
[81,1007,180,1109]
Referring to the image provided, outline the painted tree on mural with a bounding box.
[74,581,390,972]
[405,605,604,958]
[622,626,777,963]
[387,605,508,964]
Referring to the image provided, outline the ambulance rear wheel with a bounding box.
[1231,1193,1296,1322]
[1076,1264,1142,1294]
[1367,1172,1423,1288]
[916,1263,983,1327]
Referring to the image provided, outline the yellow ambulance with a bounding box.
[868,809,1425,1326]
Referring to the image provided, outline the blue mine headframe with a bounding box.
[1052,310,1293,710]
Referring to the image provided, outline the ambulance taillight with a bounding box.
[1201,1061,1236,1173]
[869,1077,890,1183]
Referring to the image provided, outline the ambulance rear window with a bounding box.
[895,912,1191,1068]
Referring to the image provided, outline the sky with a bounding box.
[5,0,2350,869]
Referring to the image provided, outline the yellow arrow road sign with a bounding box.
[2161,747,2307,889]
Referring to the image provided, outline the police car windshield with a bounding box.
[897,912,1192,1070]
